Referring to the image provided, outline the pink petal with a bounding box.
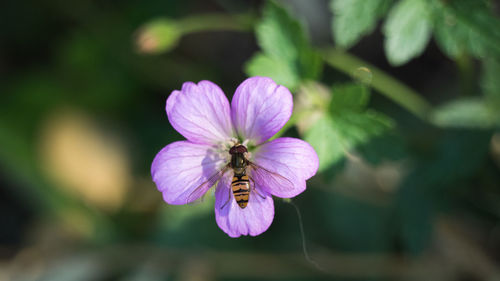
[251,137,319,198]
[151,141,228,205]
[214,175,274,237]
[231,77,293,145]
[167,81,234,145]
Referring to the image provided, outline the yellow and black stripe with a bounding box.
[231,175,250,209]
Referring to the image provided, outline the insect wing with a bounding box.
[248,162,294,195]
[187,166,229,205]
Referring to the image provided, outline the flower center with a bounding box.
[213,138,256,166]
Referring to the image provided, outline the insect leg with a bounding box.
[220,187,232,209]
[249,177,266,199]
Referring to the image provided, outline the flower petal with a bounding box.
[167,81,234,145]
[231,77,293,145]
[251,137,319,198]
[214,175,274,237]
[151,141,228,204]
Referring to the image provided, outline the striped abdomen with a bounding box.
[231,175,250,209]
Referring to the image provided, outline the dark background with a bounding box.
[1,0,499,280]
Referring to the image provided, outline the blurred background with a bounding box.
[1,0,500,280]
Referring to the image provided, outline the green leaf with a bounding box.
[330,83,370,112]
[431,0,494,58]
[244,52,299,89]
[304,114,345,172]
[433,13,486,58]
[336,110,395,148]
[297,45,323,81]
[304,84,394,171]
[251,1,322,85]
[442,0,500,57]
[383,0,432,66]
[330,0,392,48]
[256,1,300,63]
[431,97,500,129]
[481,58,500,104]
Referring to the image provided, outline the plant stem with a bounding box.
[178,13,255,34]
[321,48,433,121]
[172,14,433,121]
[456,52,474,97]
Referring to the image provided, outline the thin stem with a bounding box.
[456,52,474,97]
[321,48,433,121]
[173,14,433,121]
[178,13,255,34]
[286,199,326,273]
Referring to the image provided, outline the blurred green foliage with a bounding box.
[245,1,322,90]
[304,84,394,171]
[1,0,500,280]
[382,0,432,66]
[330,0,392,49]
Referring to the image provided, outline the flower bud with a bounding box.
[295,81,331,134]
[135,19,181,54]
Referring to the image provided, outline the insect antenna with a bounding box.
[286,199,326,273]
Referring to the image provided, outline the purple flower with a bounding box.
[151,77,319,237]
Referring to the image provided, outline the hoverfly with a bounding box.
[187,144,293,209]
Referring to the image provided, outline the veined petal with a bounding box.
[251,137,319,198]
[214,175,274,238]
[231,77,293,145]
[151,141,228,204]
[167,81,234,145]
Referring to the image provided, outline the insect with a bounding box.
[187,144,293,209]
